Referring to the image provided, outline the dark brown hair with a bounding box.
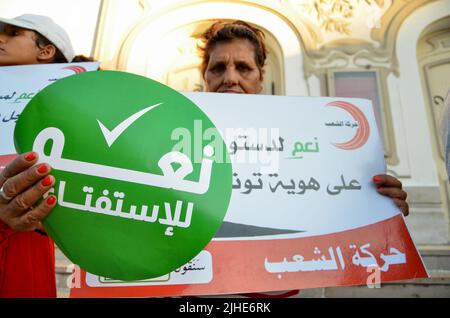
[34,32,96,64]
[34,31,67,63]
[72,55,96,62]
[199,20,267,79]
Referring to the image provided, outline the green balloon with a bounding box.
[14,71,232,281]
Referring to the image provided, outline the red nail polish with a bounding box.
[47,196,56,205]
[37,164,47,174]
[41,176,52,187]
[373,176,380,183]
[25,152,36,161]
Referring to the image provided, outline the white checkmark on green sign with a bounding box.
[97,102,163,147]
[14,71,232,281]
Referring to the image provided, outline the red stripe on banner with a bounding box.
[70,214,428,298]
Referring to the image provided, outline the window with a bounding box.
[328,69,392,156]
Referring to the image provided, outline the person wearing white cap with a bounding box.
[0,14,76,65]
[0,14,79,298]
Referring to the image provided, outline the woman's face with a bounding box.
[204,38,263,94]
[0,25,41,66]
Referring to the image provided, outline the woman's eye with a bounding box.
[237,64,251,72]
[210,64,225,73]
[6,30,19,36]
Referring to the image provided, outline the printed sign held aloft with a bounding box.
[0,62,99,168]
[14,71,232,281]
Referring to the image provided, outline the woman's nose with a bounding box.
[223,68,239,86]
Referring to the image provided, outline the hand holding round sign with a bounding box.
[14,71,232,281]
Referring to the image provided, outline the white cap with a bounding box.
[0,14,75,62]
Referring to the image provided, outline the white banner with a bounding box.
[184,93,397,238]
[0,62,99,157]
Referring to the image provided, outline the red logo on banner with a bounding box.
[327,101,370,150]
[62,66,87,74]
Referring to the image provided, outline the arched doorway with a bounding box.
[146,20,284,95]
[418,16,450,214]
[394,0,450,245]
[114,1,307,96]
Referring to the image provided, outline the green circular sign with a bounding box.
[14,71,232,281]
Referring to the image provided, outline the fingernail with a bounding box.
[37,164,47,174]
[47,196,56,205]
[25,152,36,161]
[373,176,380,183]
[377,186,383,191]
[41,176,52,187]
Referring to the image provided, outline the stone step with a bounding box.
[55,275,450,298]
[322,278,450,298]
[417,246,450,270]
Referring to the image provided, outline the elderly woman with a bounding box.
[199,20,409,216]
[198,19,409,299]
